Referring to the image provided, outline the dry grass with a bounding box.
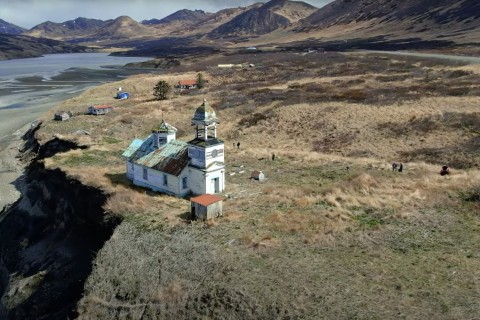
[30,50,480,319]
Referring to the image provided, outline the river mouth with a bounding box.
[0,54,155,144]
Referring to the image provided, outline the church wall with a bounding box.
[188,145,224,169]
[205,145,225,168]
[188,166,225,195]
[187,167,206,195]
[126,160,134,179]
[132,164,181,196]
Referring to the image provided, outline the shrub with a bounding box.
[459,186,480,203]
[196,73,206,89]
[153,80,171,100]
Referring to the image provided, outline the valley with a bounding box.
[1,48,478,319]
[0,0,479,319]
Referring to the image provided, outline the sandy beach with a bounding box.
[0,89,84,209]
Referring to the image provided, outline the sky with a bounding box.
[2,0,334,29]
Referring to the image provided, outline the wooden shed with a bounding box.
[251,170,265,181]
[190,194,223,220]
[88,105,113,115]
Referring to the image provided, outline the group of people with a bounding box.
[392,161,451,176]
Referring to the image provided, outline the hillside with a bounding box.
[262,0,318,23]
[0,19,25,35]
[24,17,110,40]
[1,49,478,318]
[297,0,480,42]
[207,0,316,39]
[91,16,156,40]
[192,7,255,36]
[143,9,211,26]
[0,34,90,60]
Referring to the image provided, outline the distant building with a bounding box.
[123,99,226,197]
[175,79,198,90]
[190,194,223,220]
[88,105,113,115]
[116,92,130,100]
[218,64,243,69]
[54,111,71,121]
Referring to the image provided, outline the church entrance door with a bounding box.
[213,178,220,193]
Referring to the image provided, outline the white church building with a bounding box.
[122,99,225,197]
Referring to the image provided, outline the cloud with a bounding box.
[0,0,333,29]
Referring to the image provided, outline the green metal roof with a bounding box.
[124,138,189,176]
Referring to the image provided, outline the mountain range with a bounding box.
[1,0,480,60]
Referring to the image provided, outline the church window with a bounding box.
[163,174,168,186]
[143,168,148,180]
[182,177,188,189]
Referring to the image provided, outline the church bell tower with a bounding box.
[187,99,225,195]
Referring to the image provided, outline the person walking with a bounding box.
[272,153,275,161]
[237,142,240,149]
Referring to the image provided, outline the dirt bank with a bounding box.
[0,126,120,320]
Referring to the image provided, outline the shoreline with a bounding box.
[0,123,33,210]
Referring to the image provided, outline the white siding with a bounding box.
[188,167,207,195]
[126,160,134,179]
[188,165,225,195]
[188,145,224,169]
[188,146,206,168]
[132,164,183,195]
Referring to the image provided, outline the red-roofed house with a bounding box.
[88,105,113,115]
[176,79,198,90]
[191,194,223,220]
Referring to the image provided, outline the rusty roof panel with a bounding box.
[135,140,189,176]
[179,79,197,86]
[191,194,223,206]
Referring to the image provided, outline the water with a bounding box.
[0,52,151,79]
[0,52,152,142]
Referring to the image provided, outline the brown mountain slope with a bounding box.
[191,7,255,35]
[298,0,480,42]
[263,0,318,23]
[92,16,156,40]
[0,19,25,35]
[141,9,212,36]
[208,0,317,39]
[24,18,110,40]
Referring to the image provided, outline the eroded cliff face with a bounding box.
[0,126,120,320]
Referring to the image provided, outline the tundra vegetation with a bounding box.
[35,50,480,319]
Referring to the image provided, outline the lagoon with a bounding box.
[0,52,152,208]
[0,53,152,143]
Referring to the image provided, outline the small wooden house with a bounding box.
[251,170,265,181]
[54,111,71,121]
[88,105,113,115]
[190,194,223,220]
[176,79,198,90]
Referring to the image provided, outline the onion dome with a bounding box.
[193,99,218,124]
